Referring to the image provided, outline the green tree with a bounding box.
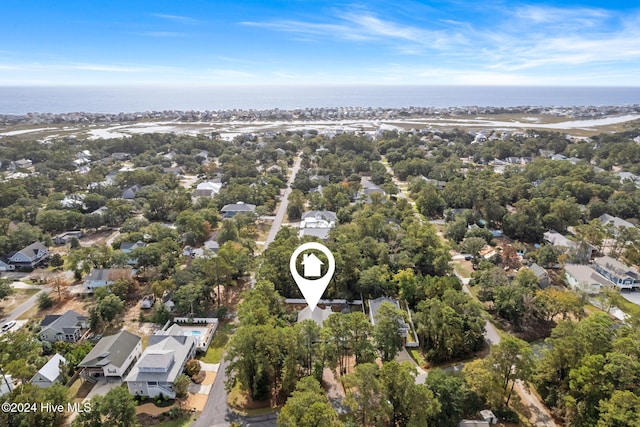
[296,320,321,377]
[287,189,305,221]
[217,219,239,244]
[373,302,406,362]
[415,290,485,363]
[278,377,342,427]
[38,291,54,309]
[343,363,390,426]
[536,244,560,268]
[460,236,487,258]
[0,278,14,301]
[98,294,125,324]
[100,386,138,427]
[379,361,441,427]
[598,390,640,427]
[173,374,191,398]
[425,369,481,427]
[490,336,534,406]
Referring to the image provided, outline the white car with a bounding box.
[1,321,16,331]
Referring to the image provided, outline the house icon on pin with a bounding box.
[301,253,323,277]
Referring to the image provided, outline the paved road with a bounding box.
[264,154,302,249]
[1,286,49,323]
[194,156,302,427]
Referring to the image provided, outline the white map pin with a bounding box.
[290,242,335,311]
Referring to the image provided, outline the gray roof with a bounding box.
[85,268,132,282]
[78,330,141,370]
[297,306,334,327]
[529,263,547,279]
[369,296,400,325]
[125,335,195,384]
[221,202,256,212]
[543,230,576,248]
[594,256,639,280]
[203,240,220,251]
[17,242,47,259]
[300,227,332,240]
[301,210,337,222]
[565,264,610,286]
[41,310,86,333]
[34,353,66,382]
[599,214,636,229]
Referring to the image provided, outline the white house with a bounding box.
[593,256,640,290]
[78,331,142,379]
[0,258,14,272]
[125,335,197,398]
[564,264,610,294]
[300,211,337,229]
[83,268,133,293]
[194,181,222,198]
[31,353,66,388]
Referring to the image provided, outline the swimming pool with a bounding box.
[190,330,202,336]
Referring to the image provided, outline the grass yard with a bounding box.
[611,294,640,318]
[453,262,473,279]
[408,348,427,368]
[198,322,235,364]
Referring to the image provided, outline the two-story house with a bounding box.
[593,256,640,290]
[125,335,197,398]
[78,331,142,379]
[8,242,49,268]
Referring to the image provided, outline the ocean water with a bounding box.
[0,85,639,114]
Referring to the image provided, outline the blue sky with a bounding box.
[1,0,639,86]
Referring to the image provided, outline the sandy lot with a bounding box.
[184,393,209,412]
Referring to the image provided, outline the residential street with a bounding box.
[263,154,302,249]
[194,156,303,427]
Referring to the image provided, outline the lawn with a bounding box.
[198,322,235,364]
[612,294,640,318]
[453,262,473,279]
[408,348,427,368]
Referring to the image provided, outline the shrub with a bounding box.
[192,371,206,384]
[184,359,201,377]
[38,292,54,310]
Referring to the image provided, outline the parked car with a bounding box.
[2,321,16,331]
